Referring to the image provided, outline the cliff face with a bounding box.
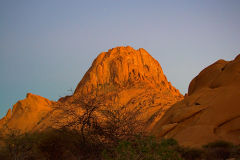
[0,46,183,133]
[152,54,240,147]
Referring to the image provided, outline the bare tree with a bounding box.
[52,96,145,145]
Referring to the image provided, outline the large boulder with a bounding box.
[152,54,240,147]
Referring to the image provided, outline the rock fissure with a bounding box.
[213,115,240,134]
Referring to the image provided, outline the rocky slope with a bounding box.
[152,54,240,147]
[0,46,182,133]
[0,93,53,133]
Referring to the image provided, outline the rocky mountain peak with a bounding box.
[0,46,183,135]
[74,46,179,96]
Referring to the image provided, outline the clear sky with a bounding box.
[0,0,240,118]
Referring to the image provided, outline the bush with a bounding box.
[102,136,182,160]
[38,129,78,160]
[37,128,106,160]
[0,130,44,160]
[203,140,234,149]
[1,129,240,160]
[202,140,238,160]
[177,140,240,160]
[179,148,203,160]
[0,128,106,160]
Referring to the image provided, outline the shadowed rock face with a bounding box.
[0,46,182,133]
[151,54,240,147]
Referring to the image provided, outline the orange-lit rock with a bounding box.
[0,93,53,133]
[0,46,182,133]
[151,54,240,147]
[62,46,183,130]
[73,46,180,97]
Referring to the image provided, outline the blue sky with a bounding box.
[0,0,240,118]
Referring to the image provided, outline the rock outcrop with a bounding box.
[0,93,53,133]
[58,46,183,131]
[0,46,183,133]
[1,46,239,148]
[73,46,178,96]
[151,54,240,147]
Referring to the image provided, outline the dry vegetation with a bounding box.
[0,100,239,160]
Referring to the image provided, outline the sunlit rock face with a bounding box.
[151,54,240,147]
[0,93,53,133]
[0,46,183,133]
[74,46,179,97]
[60,46,183,130]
